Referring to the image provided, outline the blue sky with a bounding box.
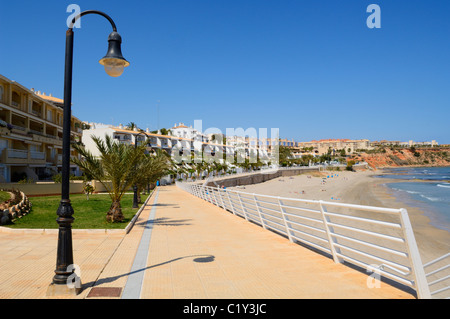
[1,0,449,143]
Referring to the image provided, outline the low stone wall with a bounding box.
[0,180,112,197]
[205,167,321,188]
[204,164,368,188]
[0,190,32,225]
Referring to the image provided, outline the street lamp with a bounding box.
[133,131,150,208]
[47,10,129,296]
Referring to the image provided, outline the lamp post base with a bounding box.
[46,282,82,297]
[133,184,138,208]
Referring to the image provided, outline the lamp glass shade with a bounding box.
[99,31,130,77]
[100,58,127,77]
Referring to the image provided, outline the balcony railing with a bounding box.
[12,125,27,131]
[29,129,44,136]
[30,151,45,160]
[31,110,41,117]
[8,149,28,159]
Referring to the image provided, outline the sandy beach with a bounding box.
[227,169,450,265]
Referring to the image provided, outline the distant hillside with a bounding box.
[351,147,450,169]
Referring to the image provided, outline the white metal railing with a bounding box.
[177,182,450,299]
[424,253,450,299]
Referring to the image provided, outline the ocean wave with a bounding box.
[437,183,450,189]
[420,194,442,202]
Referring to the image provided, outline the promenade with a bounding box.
[0,185,414,299]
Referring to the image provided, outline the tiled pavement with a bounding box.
[0,186,414,299]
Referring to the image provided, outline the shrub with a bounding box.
[346,160,355,171]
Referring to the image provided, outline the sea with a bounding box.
[374,167,450,232]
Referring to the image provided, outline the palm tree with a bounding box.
[126,122,138,131]
[71,134,146,222]
[211,161,224,177]
[134,149,172,202]
[194,161,209,179]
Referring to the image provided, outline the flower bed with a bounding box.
[0,189,32,225]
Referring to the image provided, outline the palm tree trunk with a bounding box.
[106,200,124,223]
[137,186,142,204]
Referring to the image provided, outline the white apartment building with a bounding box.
[169,122,208,142]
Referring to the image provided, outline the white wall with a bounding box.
[81,128,115,157]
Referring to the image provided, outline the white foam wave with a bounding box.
[420,194,441,202]
[437,184,450,189]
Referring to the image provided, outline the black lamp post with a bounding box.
[133,131,149,208]
[48,10,129,295]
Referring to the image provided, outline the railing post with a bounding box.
[205,186,212,203]
[218,188,226,209]
[278,198,293,242]
[211,187,219,206]
[210,187,215,204]
[200,186,206,201]
[226,191,236,215]
[319,201,343,264]
[203,186,208,201]
[195,185,202,198]
[253,194,266,229]
[194,185,199,198]
[237,192,249,221]
[399,208,431,299]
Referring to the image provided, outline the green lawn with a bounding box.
[4,193,149,229]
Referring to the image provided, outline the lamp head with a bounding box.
[99,31,130,77]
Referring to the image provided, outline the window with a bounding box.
[0,85,3,102]
[12,91,20,107]
[0,165,7,182]
[0,138,8,151]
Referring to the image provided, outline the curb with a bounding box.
[125,188,156,234]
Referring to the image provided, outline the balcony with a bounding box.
[31,110,42,117]
[51,154,63,166]
[11,101,20,108]
[149,137,162,148]
[30,151,45,160]
[55,154,77,166]
[10,125,28,135]
[0,149,46,165]
[8,149,28,159]
[0,126,11,136]
[161,140,171,149]
[30,131,63,146]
